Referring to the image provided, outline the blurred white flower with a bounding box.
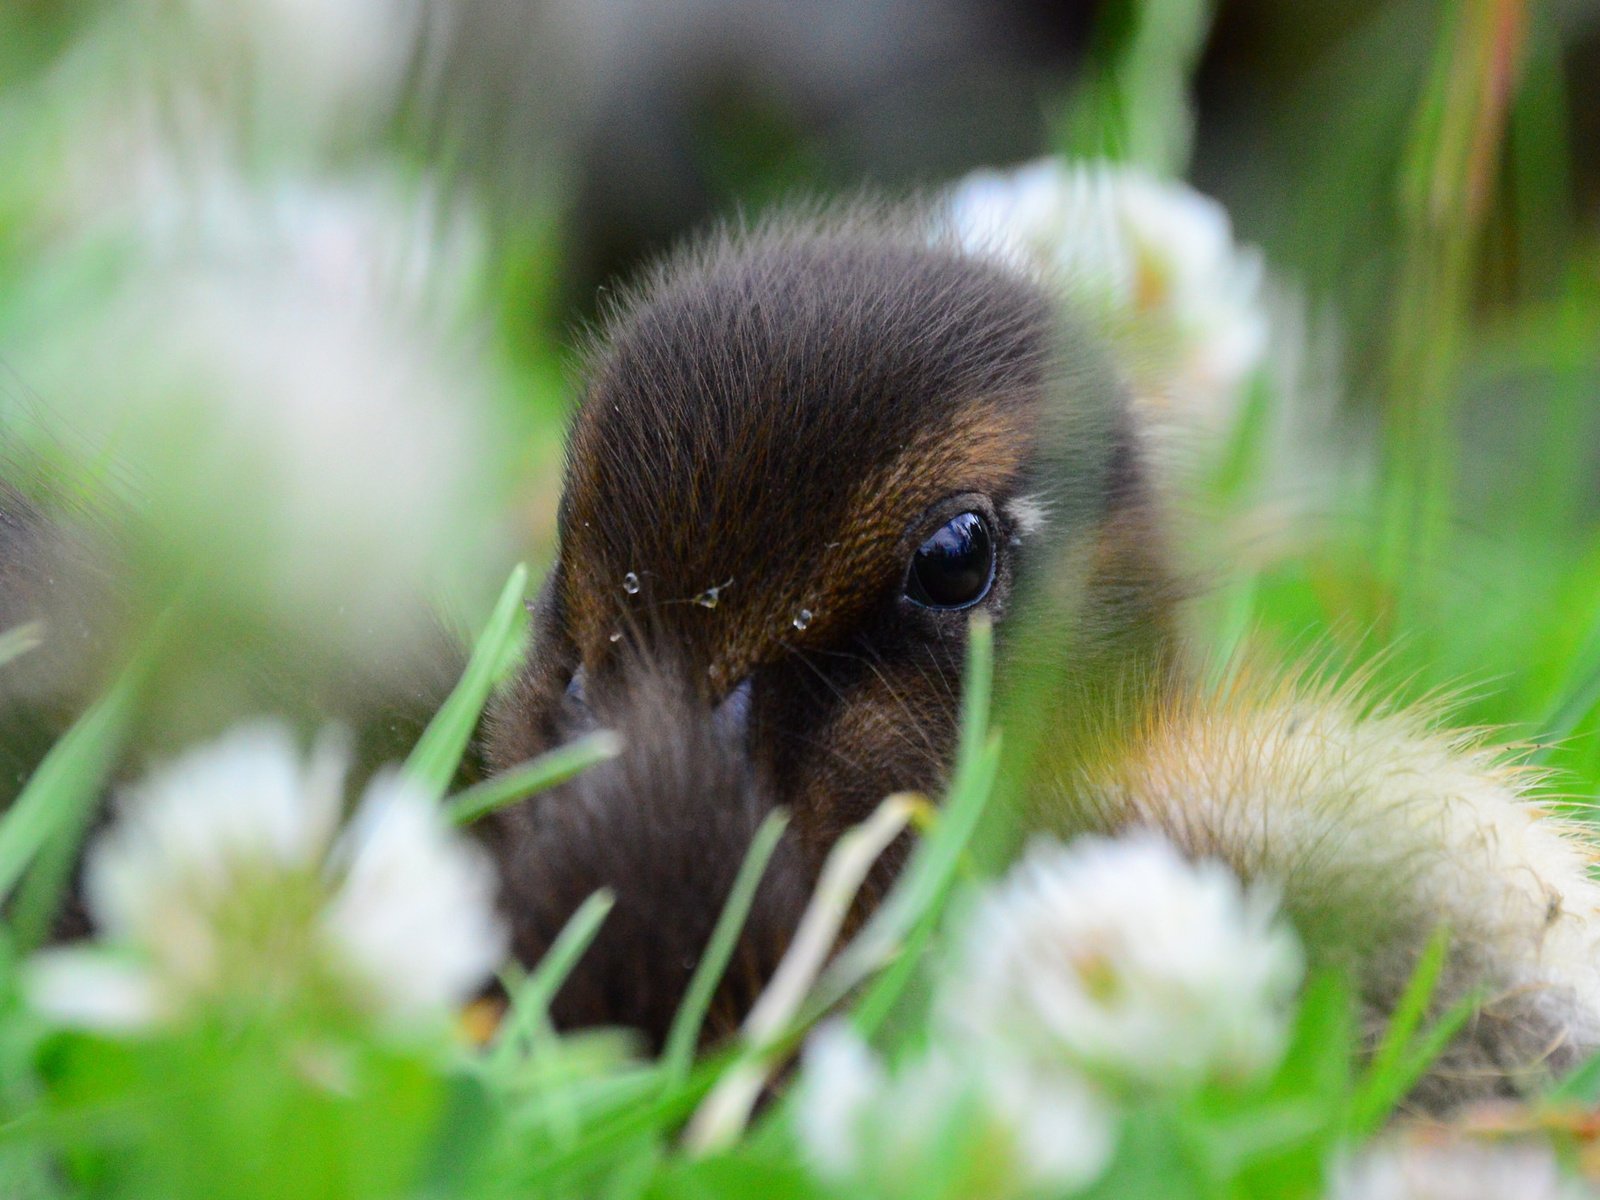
[794,1021,1115,1198]
[17,0,448,261]
[25,721,506,1031]
[83,723,347,997]
[11,55,218,253]
[4,1,410,275]
[937,832,1303,1091]
[109,162,489,325]
[21,952,166,1034]
[323,773,507,1020]
[1334,1134,1592,1200]
[10,160,509,671]
[793,1021,887,1178]
[943,157,1269,438]
[165,0,422,141]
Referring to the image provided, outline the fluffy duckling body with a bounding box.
[1063,678,1600,1108]
[484,207,1600,1107]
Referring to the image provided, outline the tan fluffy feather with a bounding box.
[1043,672,1600,1112]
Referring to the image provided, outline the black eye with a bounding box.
[905,511,995,610]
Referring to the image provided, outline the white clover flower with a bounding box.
[19,3,454,262]
[943,157,1269,438]
[5,4,414,273]
[937,832,1303,1091]
[10,52,221,254]
[32,132,490,341]
[792,1021,887,1178]
[83,723,347,998]
[323,773,507,1021]
[794,1022,1115,1198]
[10,161,510,671]
[25,721,506,1032]
[1334,1134,1593,1200]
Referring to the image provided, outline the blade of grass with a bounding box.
[1549,1050,1600,1105]
[1505,10,1574,308]
[1057,0,1216,175]
[821,614,999,1028]
[407,563,531,800]
[683,793,914,1154]
[4,609,168,951]
[683,617,997,1150]
[959,612,993,754]
[491,889,616,1074]
[446,730,623,825]
[0,621,42,671]
[518,1052,733,1188]
[1376,0,1529,619]
[1377,986,1482,1120]
[1347,924,1464,1135]
[1533,608,1600,761]
[844,747,1001,1037]
[598,1144,661,1200]
[0,639,155,906]
[662,810,790,1081]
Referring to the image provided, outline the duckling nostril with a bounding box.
[713,676,753,744]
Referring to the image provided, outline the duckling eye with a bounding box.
[904,511,994,610]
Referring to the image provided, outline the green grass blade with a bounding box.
[1057,0,1215,175]
[1376,0,1529,616]
[662,811,790,1082]
[0,648,150,906]
[1347,925,1463,1135]
[0,621,43,671]
[1383,988,1481,1114]
[1534,610,1600,760]
[958,612,993,758]
[519,1056,732,1188]
[685,795,913,1153]
[406,563,531,800]
[446,730,624,825]
[820,614,998,1026]
[491,889,615,1073]
[847,741,1002,1037]
[1549,1050,1600,1105]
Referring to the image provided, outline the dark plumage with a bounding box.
[483,209,1177,1048]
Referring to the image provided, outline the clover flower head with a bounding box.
[26,721,506,1033]
[945,157,1269,438]
[937,832,1303,1091]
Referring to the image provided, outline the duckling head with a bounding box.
[482,209,1176,1046]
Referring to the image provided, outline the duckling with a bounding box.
[483,209,1175,1043]
[482,205,1600,1111]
